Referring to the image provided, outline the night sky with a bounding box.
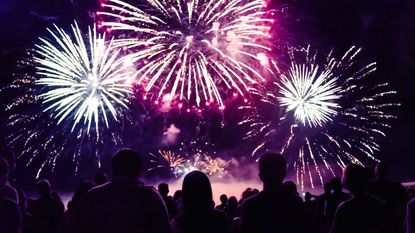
[0,0,414,190]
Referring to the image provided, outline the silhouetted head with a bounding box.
[0,149,15,172]
[173,190,182,201]
[258,153,287,186]
[182,171,214,212]
[241,188,252,201]
[228,196,238,208]
[219,194,228,205]
[323,181,331,194]
[111,149,142,178]
[93,173,108,185]
[283,181,298,195]
[36,179,52,196]
[342,164,368,195]
[330,177,343,193]
[375,162,390,180]
[305,192,312,202]
[69,180,96,210]
[158,183,169,197]
[0,157,10,180]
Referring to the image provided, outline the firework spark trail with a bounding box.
[34,22,133,134]
[240,46,399,189]
[99,0,272,108]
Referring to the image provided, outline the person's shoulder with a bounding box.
[88,182,111,194]
[336,197,354,211]
[408,197,415,209]
[242,191,263,206]
[81,182,111,201]
[135,185,164,201]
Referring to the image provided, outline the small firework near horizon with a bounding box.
[240,46,399,189]
[98,0,273,109]
[148,148,228,178]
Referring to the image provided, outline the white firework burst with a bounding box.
[278,61,342,127]
[98,0,272,108]
[240,46,399,189]
[34,22,133,134]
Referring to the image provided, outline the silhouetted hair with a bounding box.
[182,171,214,212]
[111,149,142,177]
[342,164,368,194]
[220,194,228,204]
[0,157,10,178]
[283,181,298,195]
[68,180,96,210]
[258,153,287,184]
[305,192,312,202]
[36,179,52,196]
[324,181,331,193]
[158,183,169,196]
[330,177,343,192]
[173,190,182,201]
[228,196,238,208]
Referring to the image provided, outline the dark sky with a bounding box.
[0,0,414,187]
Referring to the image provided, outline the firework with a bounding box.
[199,155,226,175]
[98,0,272,108]
[1,23,137,177]
[34,22,133,134]
[148,139,227,177]
[240,46,399,189]
[148,150,187,177]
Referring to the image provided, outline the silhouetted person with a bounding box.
[73,149,171,233]
[173,190,183,217]
[29,179,64,233]
[67,180,96,212]
[171,171,229,233]
[318,181,332,216]
[326,177,351,229]
[225,196,238,221]
[0,157,18,203]
[241,153,304,233]
[0,156,21,233]
[330,164,390,233]
[0,196,21,233]
[62,180,96,233]
[304,192,319,233]
[330,177,351,206]
[407,197,415,233]
[158,183,177,219]
[368,162,407,232]
[216,194,228,210]
[283,181,300,197]
[236,188,258,218]
[173,190,182,202]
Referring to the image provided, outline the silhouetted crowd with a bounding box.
[1,149,414,233]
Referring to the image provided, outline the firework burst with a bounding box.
[98,0,272,109]
[1,23,136,177]
[34,22,133,134]
[240,46,399,189]
[148,150,187,177]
